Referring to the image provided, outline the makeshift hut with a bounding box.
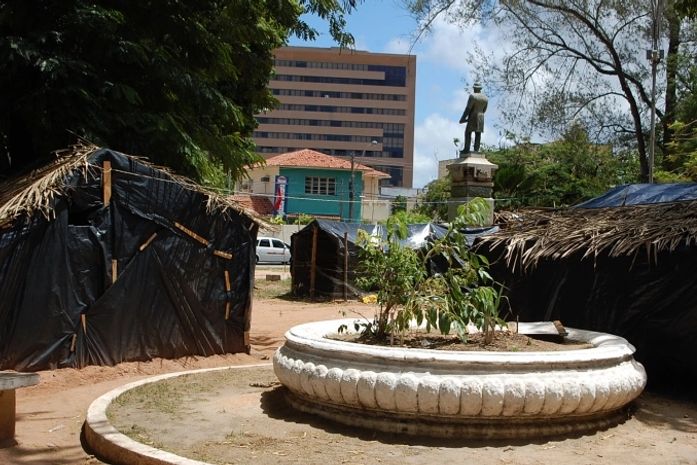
[290,220,496,299]
[476,199,697,385]
[0,145,258,371]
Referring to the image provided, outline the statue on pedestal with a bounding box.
[458,82,488,155]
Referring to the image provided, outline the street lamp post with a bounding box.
[348,140,378,222]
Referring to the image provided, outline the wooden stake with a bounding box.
[225,303,231,320]
[139,233,158,251]
[111,259,118,284]
[80,314,87,334]
[102,161,112,207]
[70,334,77,353]
[310,225,318,299]
[213,250,233,260]
[224,270,231,291]
[343,232,349,301]
[174,222,209,246]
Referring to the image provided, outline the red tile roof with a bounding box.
[265,149,390,179]
[231,194,274,216]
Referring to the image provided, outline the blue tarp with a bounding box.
[575,183,697,208]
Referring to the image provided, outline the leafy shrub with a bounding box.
[350,198,506,345]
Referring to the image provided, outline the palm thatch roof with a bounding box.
[0,144,263,228]
[477,201,697,271]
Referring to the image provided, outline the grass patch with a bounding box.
[254,277,291,299]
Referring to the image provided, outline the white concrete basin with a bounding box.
[273,319,646,439]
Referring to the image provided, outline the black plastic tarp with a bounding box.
[290,220,497,299]
[478,239,697,387]
[0,149,257,371]
[575,183,697,208]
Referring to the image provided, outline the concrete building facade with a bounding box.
[254,46,416,188]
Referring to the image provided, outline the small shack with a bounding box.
[476,197,697,385]
[290,220,496,300]
[0,146,258,371]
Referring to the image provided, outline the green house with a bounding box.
[244,149,389,222]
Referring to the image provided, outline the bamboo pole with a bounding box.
[102,161,112,207]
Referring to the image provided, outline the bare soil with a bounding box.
[1,275,696,465]
[333,331,592,352]
[107,366,697,465]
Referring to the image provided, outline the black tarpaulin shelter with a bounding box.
[475,200,697,386]
[0,145,259,371]
[290,220,497,299]
[290,220,447,299]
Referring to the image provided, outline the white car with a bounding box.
[256,237,291,264]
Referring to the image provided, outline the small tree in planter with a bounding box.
[352,198,506,345]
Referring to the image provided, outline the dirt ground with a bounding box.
[107,366,697,465]
[1,276,697,464]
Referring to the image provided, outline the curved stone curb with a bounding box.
[84,363,272,465]
[273,319,647,439]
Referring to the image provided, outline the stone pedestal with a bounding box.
[446,152,497,225]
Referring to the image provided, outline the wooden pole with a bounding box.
[310,225,318,299]
[224,270,231,320]
[102,161,112,207]
[343,232,348,301]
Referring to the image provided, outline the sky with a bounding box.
[288,0,507,188]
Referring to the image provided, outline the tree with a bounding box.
[664,57,697,179]
[391,195,408,214]
[0,1,361,184]
[405,0,697,182]
[490,123,636,207]
[415,176,451,221]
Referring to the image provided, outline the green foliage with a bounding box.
[0,1,362,183]
[664,60,697,180]
[269,215,286,225]
[293,213,314,225]
[415,176,451,221]
[391,195,408,214]
[354,220,425,339]
[354,198,505,344]
[490,124,637,208]
[382,209,432,225]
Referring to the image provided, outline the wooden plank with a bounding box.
[139,233,158,251]
[213,250,233,260]
[102,161,112,207]
[111,259,118,284]
[343,232,348,301]
[224,270,231,291]
[310,225,318,299]
[174,222,209,246]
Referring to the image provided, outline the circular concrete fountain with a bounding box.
[273,319,646,439]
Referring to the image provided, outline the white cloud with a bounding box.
[383,37,411,55]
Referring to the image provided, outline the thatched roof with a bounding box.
[0,144,262,228]
[478,201,697,270]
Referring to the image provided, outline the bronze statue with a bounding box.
[459,82,488,155]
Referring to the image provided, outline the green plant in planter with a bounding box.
[353,216,425,339]
[421,198,507,344]
[352,197,506,345]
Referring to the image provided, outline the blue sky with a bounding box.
[288,1,505,188]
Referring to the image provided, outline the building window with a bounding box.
[305,176,336,195]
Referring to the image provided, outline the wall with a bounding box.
[280,167,363,222]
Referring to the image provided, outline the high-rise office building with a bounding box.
[253,46,416,187]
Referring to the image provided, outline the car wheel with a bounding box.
[256,255,260,263]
